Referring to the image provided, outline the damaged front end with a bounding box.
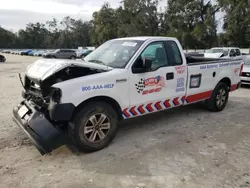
[12,60,110,155]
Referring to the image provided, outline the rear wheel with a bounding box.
[70,56,76,60]
[69,101,118,152]
[205,82,229,112]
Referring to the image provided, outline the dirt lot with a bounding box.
[0,54,250,188]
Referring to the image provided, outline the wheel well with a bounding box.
[219,77,231,89]
[72,96,123,120]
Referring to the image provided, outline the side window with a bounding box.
[236,49,241,56]
[164,41,183,66]
[141,42,168,70]
[230,49,236,57]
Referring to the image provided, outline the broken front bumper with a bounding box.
[12,100,70,155]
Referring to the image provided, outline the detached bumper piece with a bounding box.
[12,100,69,155]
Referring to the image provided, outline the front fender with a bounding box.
[53,69,130,110]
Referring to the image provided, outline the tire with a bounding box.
[69,101,118,153]
[205,82,229,112]
[70,56,76,60]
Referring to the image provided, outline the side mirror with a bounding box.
[142,57,152,71]
[132,56,152,73]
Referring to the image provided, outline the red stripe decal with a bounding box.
[163,99,171,108]
[146,103,154,112]
[186,91,213,103]
[181,96,186,103]
[138,105,145,114]
[173,97,180,106]
[123,108,130,118]
[155,101,163,110]
[130,106,138,116]
[231,84,238,91]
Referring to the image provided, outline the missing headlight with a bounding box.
[51,88,62,103]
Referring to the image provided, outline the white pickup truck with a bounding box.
[13,37,244,155]
[204,47,242,59]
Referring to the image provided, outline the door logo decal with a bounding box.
[135,76,165,95]
[176,77,185,92]
[175,65,186,74]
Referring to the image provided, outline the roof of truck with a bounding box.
[113,36,177,41]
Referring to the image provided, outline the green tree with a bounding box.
[166,0,219,49]
[91,3,118,45]
[218,0,250,47]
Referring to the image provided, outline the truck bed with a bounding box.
[186,55,242,66]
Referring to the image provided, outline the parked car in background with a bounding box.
[76,49,93,58]
[0,54,6,62]
[2,50,11,54]
[34,50,46,56]
[28,50,38,56]
[204,47,242,59]
[241,55,250,85]
[43,49,77,59]
[20,49,32,56]
[14,50,20,55]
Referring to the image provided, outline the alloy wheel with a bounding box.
[216,88,227,107]
[83,113,111,143]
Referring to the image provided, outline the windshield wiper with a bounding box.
[87,59,105,65]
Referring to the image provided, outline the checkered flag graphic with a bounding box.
[135,78,145,93]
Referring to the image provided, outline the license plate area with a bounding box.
[18,105,29,118]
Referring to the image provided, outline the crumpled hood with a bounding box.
[204,53,223,58]
[26,58,112,81]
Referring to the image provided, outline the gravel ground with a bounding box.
[0,54,250,188]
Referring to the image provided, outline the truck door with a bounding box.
[127,40,187,117]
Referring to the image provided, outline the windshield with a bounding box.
[53,49,60,53]
[206,49,229,56]
[84,39,144,68]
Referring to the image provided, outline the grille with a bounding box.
[242,80,250,83]
[242,72,250,77]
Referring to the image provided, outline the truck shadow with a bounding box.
[69,97,250,175]
[240,84,250,89]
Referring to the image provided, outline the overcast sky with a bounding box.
[0,0,223,32]
[0,0,122,31]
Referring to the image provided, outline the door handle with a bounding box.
[166,72,174,80]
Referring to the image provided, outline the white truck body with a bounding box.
[27,37,242,119]
[13,37,244,155]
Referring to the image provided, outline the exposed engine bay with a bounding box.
[22,66,106,108]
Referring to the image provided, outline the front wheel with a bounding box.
[205,82,229,112]
[69,101,118,153]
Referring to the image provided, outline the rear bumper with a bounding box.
[12,100,71,155]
